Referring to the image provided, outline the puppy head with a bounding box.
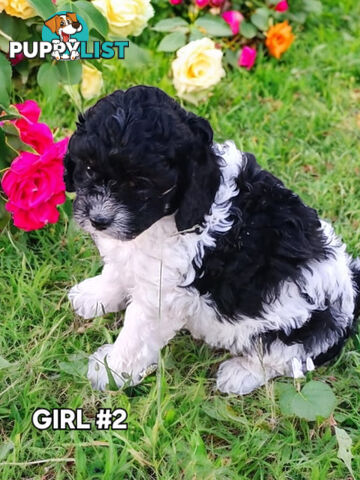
[64,86,220,241]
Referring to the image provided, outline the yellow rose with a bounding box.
[172,38,225,102]
[92,0,154,38]
[4,0,36,19]
[81,65,104,100]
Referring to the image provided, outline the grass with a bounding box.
[1,0,360,478]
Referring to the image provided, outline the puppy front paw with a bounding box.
[68,276,125,319]
[87,344,157,391]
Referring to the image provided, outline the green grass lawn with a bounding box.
[1,0,360,478]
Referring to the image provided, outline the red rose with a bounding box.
[1,138,69,231]
[9,53,25,66]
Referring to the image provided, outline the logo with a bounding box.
[9,11,129,61]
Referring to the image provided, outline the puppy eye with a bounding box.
[86,166,96,178]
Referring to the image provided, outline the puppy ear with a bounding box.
[175,114,219,232]
[186,112,213,145]
[44,15,58,33]
[67,12,77,23]
[63,151,75,192]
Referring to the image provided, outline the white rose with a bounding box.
[81,65,104,100]
[172,38,225,101]
[92,0,154,38]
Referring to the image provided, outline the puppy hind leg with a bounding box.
[216,341,308,395]
[216,356,271,395]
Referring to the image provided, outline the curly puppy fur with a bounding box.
[65,86,360,394]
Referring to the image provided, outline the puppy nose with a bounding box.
[90,215,112,230]
[72,22,80,28]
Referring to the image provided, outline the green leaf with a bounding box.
[37,63,60,100]
[0,355,12,370]
[278,381,336,421]
[27,0,56,20]
[189,27,204,42]
[195,15,232,37]
[0,441,14,462]
[56,0,72,10]
[0,12,29,43]
[335,427,354,478]
[0,53,12,109]
[2,121,30,155]
[303,0,322,14]
[14,60,30,85]
[251,8,270,31]
[72,1,109,38]
[278,383,297,416]
[153,17,189,33]
[58,359,87,378]
[291,381,336,421]
[104,356,119,391]
[56,60,82,85]
[0,35,9,53]
[240,21,258,39]
[224,49,239,69]
[0,126,16,170]
[158,32,186,52]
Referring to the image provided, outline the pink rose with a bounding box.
[195,0,209,7]
[275,0,289,12]
[13,100,53,154]
[1,138,69,231]
[210,0,225,6]
[169,0,182,3]
[222,10,243,35]
[238,46,257,70]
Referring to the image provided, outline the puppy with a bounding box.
[65,86,360,394]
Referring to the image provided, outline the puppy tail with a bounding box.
[350,257,360,319]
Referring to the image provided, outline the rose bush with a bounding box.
[153,0,321,101]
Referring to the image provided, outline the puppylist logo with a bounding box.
[8,11,129,61]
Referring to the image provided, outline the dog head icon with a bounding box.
[44,12,82,42]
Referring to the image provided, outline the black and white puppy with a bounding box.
[64,86,360,394]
